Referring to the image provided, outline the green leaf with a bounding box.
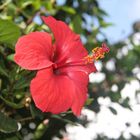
[0,112,18,133]
[100,20,114,28]
[51,115,77,125]
[121,97,132,110]
[21,1,33,9]
[1,135,19,140]
[25,22,37,34]
[0,19,21,45]
[85,98,94,105]
[0,79,2,90]
[0,133,22,140]
[34,123,48,139]
[43,1,53,11]
[30,103,44,119]
[0,65,8,77]
[0,96,24,109]
[98,8,108,16]
[0,56,8,77]
[71,15,82,34]
[7,54,14,62]
[13,77,30,89]
[57,6,76,14]
[110,92,121,102]
[109,107,117,115]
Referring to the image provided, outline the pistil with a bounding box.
[84,43,109,64]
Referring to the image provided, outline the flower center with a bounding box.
[53,63,57,69]
[53,69,60,75]
[52,63,61,75]
[84,43,109,64]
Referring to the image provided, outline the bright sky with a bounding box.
[99,0,140,43]
[56,0,140,43]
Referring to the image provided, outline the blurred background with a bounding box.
[0,0,140,140]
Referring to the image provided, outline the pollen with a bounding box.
[84,43,109,64]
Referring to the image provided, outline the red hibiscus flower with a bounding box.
[14,16,109,116]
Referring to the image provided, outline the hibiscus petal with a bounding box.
[57,68,89,116]
[66,71,89,116]
[30,67,89,116]
[14,32,54,70]
[42,16,74,47]
[30,68,75,114]
[42,16,92,70]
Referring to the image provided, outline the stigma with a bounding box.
[84,43,110,64]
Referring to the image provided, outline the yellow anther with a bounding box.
[84,43,109,64]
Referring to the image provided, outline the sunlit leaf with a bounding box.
[7,54,14,62]
[0,19,21,45]
[71,15,82,34]
[34,123,48,139]
[85,98,94,105]
[57,6,76,14]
